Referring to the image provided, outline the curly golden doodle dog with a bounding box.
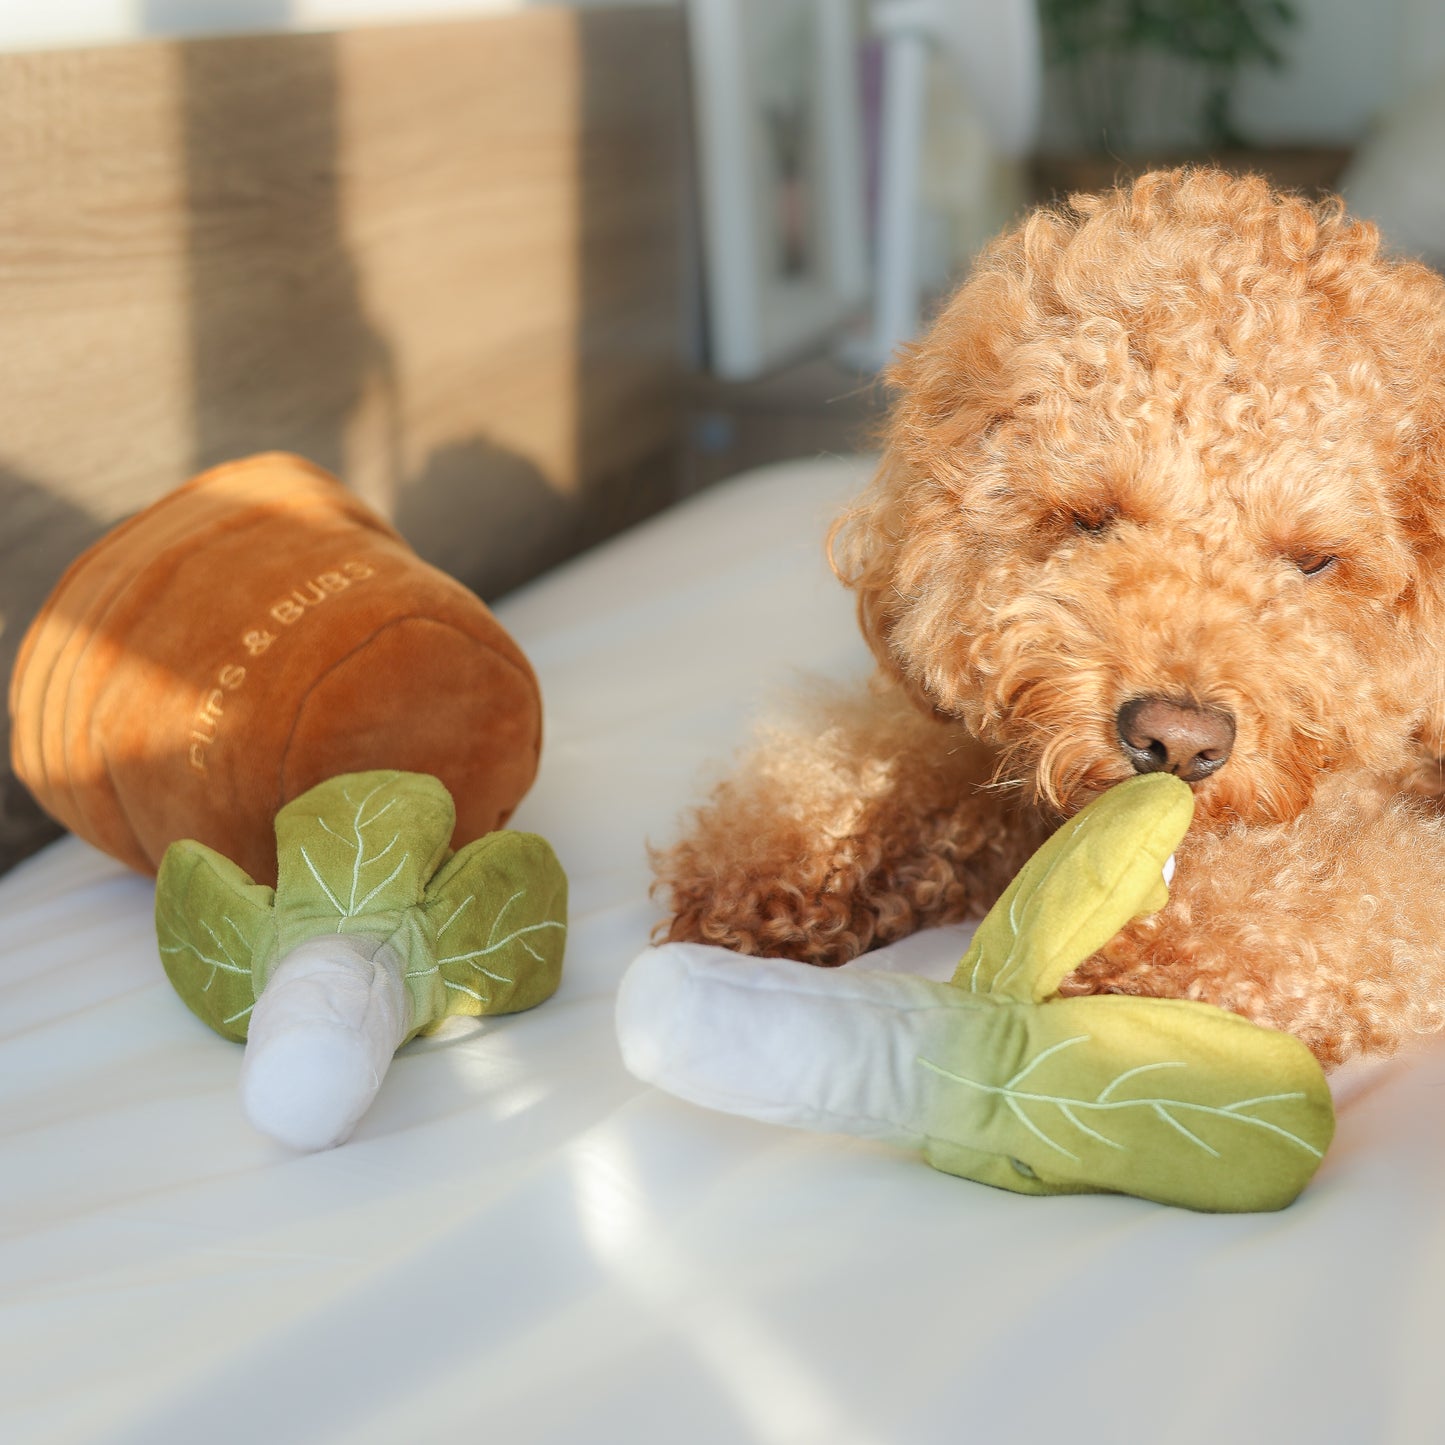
[655,168,1445,1069]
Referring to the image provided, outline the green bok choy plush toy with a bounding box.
[616,773,1335,1212]
[157,770,567,1152]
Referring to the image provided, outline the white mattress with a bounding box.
[5,456,1445,1445]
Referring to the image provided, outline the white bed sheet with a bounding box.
[5,456,1445,1445]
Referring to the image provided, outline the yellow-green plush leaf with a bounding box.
[956,773,1194,1003]
[919,994,1334,1212]
[268,771,456,980]
[155,840,276,1041]
[402,830,568,1034]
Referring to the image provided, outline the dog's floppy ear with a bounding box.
[827,196,1075,719]
[1372,254,1445,767]
[827,456,929,705]
[827,312,1026,720]
[1395,372,1445,764]
[828,448,975,722]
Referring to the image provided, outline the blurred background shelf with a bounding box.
[1030,145,1355,203]
[684,357,886,496]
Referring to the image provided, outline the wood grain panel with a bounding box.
[0,6,689,599]
[0,43,193,505]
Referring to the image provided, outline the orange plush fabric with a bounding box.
[9,452,542,887]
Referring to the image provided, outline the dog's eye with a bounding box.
[1290,551,1337,576]
[1071,508,1118,536]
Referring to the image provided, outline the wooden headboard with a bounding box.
[0,4,690,601]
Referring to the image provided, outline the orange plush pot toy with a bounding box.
[11,451,541,887]
[9,453,568,1150]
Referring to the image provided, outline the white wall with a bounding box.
[1037,0,1445,152]
[1229,0,1445,143]
[1399,0,1445,96]
[1231,0,1400,144]
[0,0,673,52]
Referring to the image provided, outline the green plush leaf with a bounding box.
[155,841,276,1041]
[154,771,569,1049]
[911,772,1337,1209]
[400,830,568,1035]
[919,993,1334,1211]
[268,771,456,975]
[956,773,1194,1003]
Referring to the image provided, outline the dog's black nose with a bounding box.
[1117,697,1235,782]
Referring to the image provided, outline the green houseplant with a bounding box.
[1040,0,1299,153]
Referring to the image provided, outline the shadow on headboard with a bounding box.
[0,4,690,871]
[0,4,690,598]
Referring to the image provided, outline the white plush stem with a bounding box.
[241,935,412,1152]
[615,943,985,1145]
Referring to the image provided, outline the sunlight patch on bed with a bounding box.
[570,1137,888,1445]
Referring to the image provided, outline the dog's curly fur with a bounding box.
[654,168,1445,1068]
